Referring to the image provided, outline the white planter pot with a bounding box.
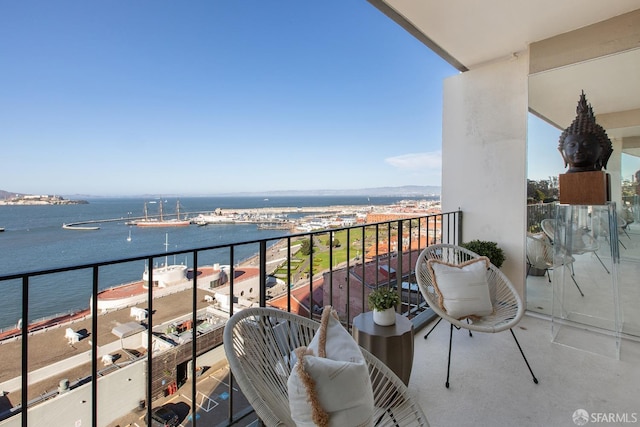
[373,307,396,326]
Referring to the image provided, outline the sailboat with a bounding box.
[134,200,190,227]
[126,229,132,242]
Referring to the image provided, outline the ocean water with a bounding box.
[0,195,410,329]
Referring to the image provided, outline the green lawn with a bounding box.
[273,225,396,279]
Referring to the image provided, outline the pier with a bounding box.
[60,205,376,230]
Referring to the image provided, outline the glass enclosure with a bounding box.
[549,203,621,359]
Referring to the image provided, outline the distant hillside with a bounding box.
[218,185,441,197]
[0,190,22,200]
[1,185,441,199]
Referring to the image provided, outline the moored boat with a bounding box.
[93,263,228,312]
[136,219,190,227]
[191,213,236,225]
[134,200,190,227]
[190,208,237,225]
[62,223,100,230]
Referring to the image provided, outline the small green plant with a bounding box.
[368,287,400,311]
[460,240,505,268]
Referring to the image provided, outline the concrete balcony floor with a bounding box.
[410,313,640,427]
[413,223,640,426]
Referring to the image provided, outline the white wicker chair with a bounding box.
[223,306,429,427]
[541,218,610,274]
[415,244,538,388]
[526,233,584,296]
[594,210,628,249]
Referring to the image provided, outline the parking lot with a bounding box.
[110,365,257,427]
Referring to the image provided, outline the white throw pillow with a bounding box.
[427,257,494,319]
[288,306,374,427]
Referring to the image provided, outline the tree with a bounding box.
[300,238,312,256]
[527,178,559,203]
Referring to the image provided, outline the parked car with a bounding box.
[145,405,180,427]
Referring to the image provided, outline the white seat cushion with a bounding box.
[427,257,494,319]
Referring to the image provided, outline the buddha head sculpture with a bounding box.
[558,91,613,173]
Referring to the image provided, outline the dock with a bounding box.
[59,205,374,230]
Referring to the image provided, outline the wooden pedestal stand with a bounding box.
[559,171,610,205]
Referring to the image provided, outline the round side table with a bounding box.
[352,311,414,385]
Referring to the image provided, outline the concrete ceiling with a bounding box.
[528,48,640,141]
[368,0,640,149]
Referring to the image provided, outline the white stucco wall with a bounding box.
[0,362,145,427]
[186,345,227,378]
[441,54,529,296]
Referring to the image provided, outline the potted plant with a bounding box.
[460,240,506,268]
[368,287,400,326]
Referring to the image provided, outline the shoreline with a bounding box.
[0,240,286,340]
[0,198,441,330]
[236,237,291,269]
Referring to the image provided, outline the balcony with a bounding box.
[0,212,450,426]
[1,209,639,426]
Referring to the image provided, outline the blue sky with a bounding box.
[2,2,634,196]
